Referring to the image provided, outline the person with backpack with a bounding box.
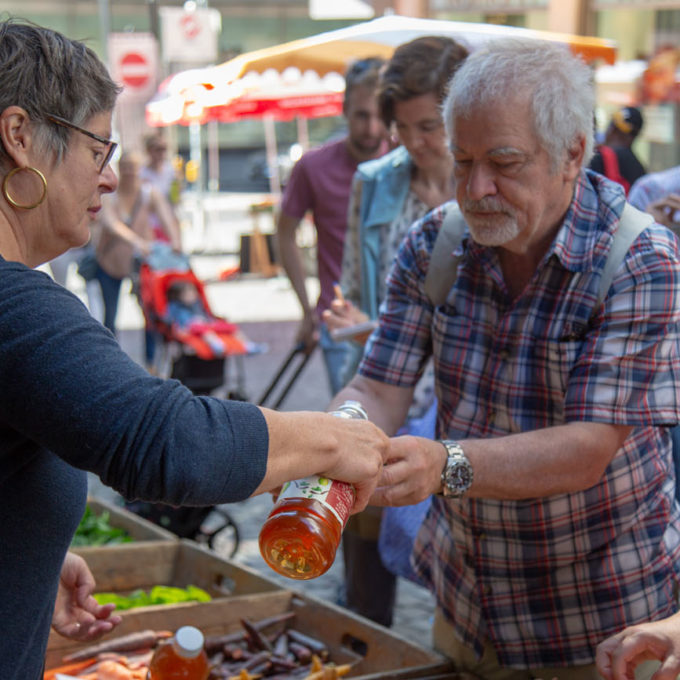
[589,105,646,195]
[331,40,680,680]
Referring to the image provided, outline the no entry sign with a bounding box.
[120,52,151,89]
[108,33,158,101]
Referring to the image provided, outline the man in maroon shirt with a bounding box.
[277,57,388,396]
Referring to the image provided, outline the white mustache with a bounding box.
[462,199,512,215]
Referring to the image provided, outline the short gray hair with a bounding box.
[0,18,121,165]
[443,39,595,170]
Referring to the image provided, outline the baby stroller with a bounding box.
[138,244,254,398]
[125,244,260,555]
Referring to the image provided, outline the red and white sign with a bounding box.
[120,52,151,89]
[160,7,221,64]
[180,13,202,41]
[108,33,159,101]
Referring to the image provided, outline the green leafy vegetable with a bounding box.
[70,505,133,547]
[94,585,212,610]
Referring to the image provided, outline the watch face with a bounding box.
[447,463,472,490]
[440,442,473,498]
[444,455,473,496]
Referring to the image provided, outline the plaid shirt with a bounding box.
[359,171,680,668]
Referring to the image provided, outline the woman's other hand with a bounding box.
[52,552,122,641]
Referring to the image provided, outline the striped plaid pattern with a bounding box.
[359,171,680,668]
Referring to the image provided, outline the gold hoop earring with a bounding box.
[2,166,47,210]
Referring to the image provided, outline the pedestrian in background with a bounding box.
[276,57,389,396]
[141,130,182,207]
[94,149,181,368]
[589,105,646,195]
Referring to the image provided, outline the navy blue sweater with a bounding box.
[0,258,268,678]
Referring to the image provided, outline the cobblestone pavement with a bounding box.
[74,192,437,648]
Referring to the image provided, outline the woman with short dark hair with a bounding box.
[0,19,388,678]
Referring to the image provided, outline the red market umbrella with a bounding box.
[146,68,344,127]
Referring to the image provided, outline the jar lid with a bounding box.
[174,626,205,657]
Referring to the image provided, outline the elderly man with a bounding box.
[331,40,680,680]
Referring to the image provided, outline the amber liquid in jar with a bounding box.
[258,401,367,580]
[259,491,348,579]
[147,626,210,680]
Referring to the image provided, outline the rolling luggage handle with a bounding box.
[257,342,315,409]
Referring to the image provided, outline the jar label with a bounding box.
[277,476,354,527]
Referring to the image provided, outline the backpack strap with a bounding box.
[424,203,467,307]
[592,202,653,318]
[598,145,630,195]
[424,202,652,314]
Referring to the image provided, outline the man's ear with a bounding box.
[563,134,586,181]
[0,106,34,168]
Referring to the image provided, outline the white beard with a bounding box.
[464,211,520,247]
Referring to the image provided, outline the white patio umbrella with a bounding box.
[146,14,617,194]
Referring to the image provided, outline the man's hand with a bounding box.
[370,435,447,507]
[297,310,319,354]
[52,552,122,641]
[595,615,680,680]
[320,416,389,512]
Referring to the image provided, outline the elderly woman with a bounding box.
[0,19,388,679]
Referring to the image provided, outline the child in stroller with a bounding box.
[138,244,264,397]
[165,279,249,359]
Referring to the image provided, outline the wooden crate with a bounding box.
[46,590,454,679]
[71,497,177,554]
[72,539,282,600]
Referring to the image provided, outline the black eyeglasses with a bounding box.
[45,114,118,173]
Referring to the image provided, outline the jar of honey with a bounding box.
[258,401,368,580]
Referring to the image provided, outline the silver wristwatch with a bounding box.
[438,440,473,498]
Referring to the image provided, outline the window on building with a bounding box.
[655,10,680,51]
[485,13,525,27]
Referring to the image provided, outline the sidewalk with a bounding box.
[72,191,437,648]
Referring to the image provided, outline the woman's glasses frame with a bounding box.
[45,114,118,173]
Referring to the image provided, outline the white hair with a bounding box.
[442,39,595,170]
